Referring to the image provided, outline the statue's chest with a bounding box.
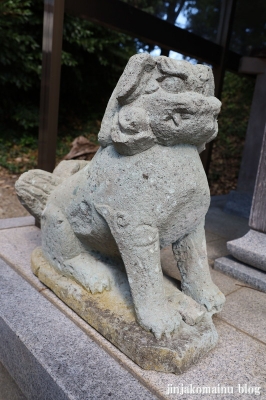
[88,145,209,218]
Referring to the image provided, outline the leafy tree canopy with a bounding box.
[0,0,137,132]
[0,0,263,139]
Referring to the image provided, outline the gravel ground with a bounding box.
[0,167,29,219]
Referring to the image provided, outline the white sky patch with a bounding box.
[169,51,183,60]
[150,46,161,56]
[175,10,187,29]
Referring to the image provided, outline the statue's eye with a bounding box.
[157,76,185,93]
[180,113,191,119]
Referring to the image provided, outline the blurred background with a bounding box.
[0,0,265,217]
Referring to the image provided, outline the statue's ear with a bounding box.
[192,64,215,96]
[98,53,156,148]
[110,106,156,156]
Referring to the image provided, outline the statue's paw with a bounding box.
[139,307,182,340]
[183,282,225,314]
[202,285,225,314]
[82,271,112,294]
[63,254,114,294]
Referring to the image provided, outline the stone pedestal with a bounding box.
[216,125,266,291]
[214,256,266,293]
[31,247,218,375]
[227,229,266,272]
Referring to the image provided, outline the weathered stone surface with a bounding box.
[0,362,26,400]
[219,287,266,344]
[1,224,266,398]
[15,54,224,369]
[227,229,266,272]
[15,170,62,221]
[0,258,156,400]
[31,247,218,374]
[53,159,90,179]
[214,256,266,293]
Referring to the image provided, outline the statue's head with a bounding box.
[99,54,221,155]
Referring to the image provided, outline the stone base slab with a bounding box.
[227,229,266,272]
[214,256,266,293]
[32,247,218,374]
[0,257,155,400]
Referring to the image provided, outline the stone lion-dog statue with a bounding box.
[16,54,225,340]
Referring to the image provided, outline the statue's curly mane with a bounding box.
[98,54,221,156]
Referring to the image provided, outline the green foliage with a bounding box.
[219,71,254,143]
[183,0,220,43]
[0,1,41,132]
[0,0,259,189]
[208,71,255,191]
[60,15,137,119]
[0,0,137,134]
[0,127,37,173]
[1,0,262,136]
[0,124,98,173]
[0,0,41,90]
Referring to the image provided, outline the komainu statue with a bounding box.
[16,54,225,373]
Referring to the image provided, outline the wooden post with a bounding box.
[249,126,266,233]
[38,0,65,172]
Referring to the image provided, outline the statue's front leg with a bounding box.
[95,204,181,339]
[172,220,225,314]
